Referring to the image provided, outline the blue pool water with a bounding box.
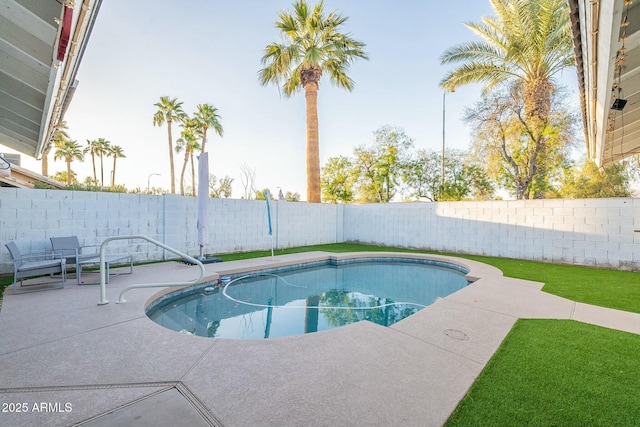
[146,258,469,339]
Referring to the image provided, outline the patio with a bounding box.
[1,252,639,427]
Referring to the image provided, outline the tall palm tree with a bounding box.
[54,139,84,185]
[84,139,101,184]
[194,103,223,154]
[259,0,368,203]
[95,138,111,187]
[153,96,185,194]
[439,0,573,121]
[43,121,69,176]
[176,125,200,196]
[109,145,126,187]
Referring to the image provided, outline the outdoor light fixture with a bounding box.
[611,98,627,110]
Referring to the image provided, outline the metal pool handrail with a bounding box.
[97,235,205,305]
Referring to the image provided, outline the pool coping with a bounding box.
[1,251,638,427]
[142,251,502,310]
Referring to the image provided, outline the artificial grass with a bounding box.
[445,319,640,427]
[458,254,640,314]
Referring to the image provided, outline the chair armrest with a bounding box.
[79,245,100,255]
[14,252,64,262]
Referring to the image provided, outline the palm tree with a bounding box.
[194,103,223,154]
[439,0,573,121]
[95,138,111,187]
[259,0,368,203]
[109,145,126,187]
[153,96,186,194]
[176,125,200,196]
[43,121,69,176]
[54,139,84,185]
[84,139,102,183]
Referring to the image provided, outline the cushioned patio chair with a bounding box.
[50,236,99,284]
[5,241,66,294]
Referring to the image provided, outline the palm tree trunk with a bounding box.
[112,157,117,187]
[201,128,207,154]
[66,159,72,185]
[99,154,104,187]
[180,151,188,196]
[92,154,97,183]
[190,153,196,196]
[305,82,321,203]
[168,121,176,194]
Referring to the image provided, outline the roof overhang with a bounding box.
[570,0,640,166]
[0,0,101,160]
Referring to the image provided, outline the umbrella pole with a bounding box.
[270,235,274,261]
[198,244,204,260]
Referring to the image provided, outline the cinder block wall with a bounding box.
[343,198,640,270]
[2,188,640,274]
[0,189,340,274]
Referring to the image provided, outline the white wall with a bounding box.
[343,198,640,270]
[0,188,339,274]
[2,188,640,274]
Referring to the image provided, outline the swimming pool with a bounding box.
[146,258,469,339]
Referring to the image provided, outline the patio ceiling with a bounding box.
[0,0,101,160]
[571,0,640,166]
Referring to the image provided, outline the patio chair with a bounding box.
[50,236,99,284]
[50,236,134,285]
[5,241,66,294]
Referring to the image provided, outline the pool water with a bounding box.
[147,259,469,339]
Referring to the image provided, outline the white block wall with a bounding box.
[2,188,640,274]
[343,198,640,270]
[0,189,340,274]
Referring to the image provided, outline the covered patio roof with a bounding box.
[570,0,640,166]
[0,0,101,160]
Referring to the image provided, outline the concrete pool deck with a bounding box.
[1,251,639,427]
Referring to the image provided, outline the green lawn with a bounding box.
[445,319,640,427]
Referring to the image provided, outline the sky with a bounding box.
[6,0,580,199]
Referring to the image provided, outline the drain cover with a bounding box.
[444,329,469,341]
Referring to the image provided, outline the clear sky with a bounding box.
[7,0,580,199]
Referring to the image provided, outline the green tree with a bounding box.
[560,160,632,198]
[153,96,186,194]
[255,188,275,201]
[440,0,574,122]
[52,170,77,185]
[209,174,234,198]
[404,148,494,201]
[465,85,575,199]
[353,126,413,203]
[284,191,301,201]
[54,139,84,185]
[259,0,368,203]
[109,145,126,187]
[321,155,356,203]
[194,103,223,154]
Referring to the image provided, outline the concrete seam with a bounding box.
[180,340,218,380]
[175,382,225,427]
[0,381,178,394]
